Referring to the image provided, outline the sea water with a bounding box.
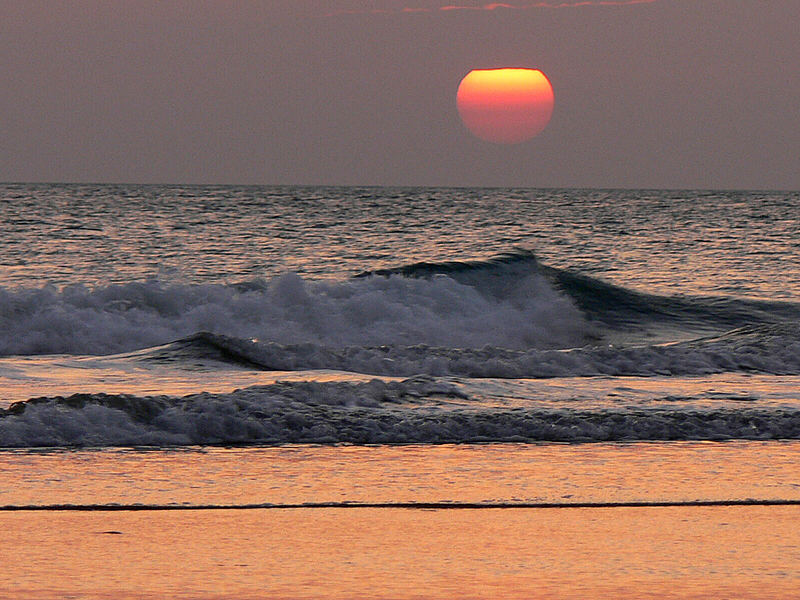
[1,184,799,597]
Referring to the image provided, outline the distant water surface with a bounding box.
[2,184,798,299]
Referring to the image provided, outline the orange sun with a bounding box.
[456,68,554,144]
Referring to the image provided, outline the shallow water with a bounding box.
[4,506,799,599]
[2,442,799,507]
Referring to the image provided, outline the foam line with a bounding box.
[3,382,800,448]
[1,499,798,512]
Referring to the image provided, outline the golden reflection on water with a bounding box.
[3,442,800,597]
[2,441,799,507]
[0,356,382,405]
[2,506,799,599]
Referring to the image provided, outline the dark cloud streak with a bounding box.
[325,1,657,17]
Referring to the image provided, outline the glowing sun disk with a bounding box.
[457,68,554,144]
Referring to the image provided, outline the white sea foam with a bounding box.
[2,378,798,448]
[0,272,588,356]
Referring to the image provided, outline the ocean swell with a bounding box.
[362,250,800,334]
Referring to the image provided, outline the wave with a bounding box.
[360,250,800,334]
[143,323,800,378]
[2,378,799,448]
[0,255,587,355]
[1,250,797,358]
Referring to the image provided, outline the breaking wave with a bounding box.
[148,323,800,378]
[2,251,798,382]
[2,378,799,448]
[0,253,588,356]
[360,250,800,334]
[0,251,800,356]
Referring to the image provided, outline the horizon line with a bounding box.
[0,181,797,194]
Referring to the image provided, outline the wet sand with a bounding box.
[2,441,799,598]
[3,505,799,599]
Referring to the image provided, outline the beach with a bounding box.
[2,442,799,599]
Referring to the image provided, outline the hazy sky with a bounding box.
[2,1,798,189]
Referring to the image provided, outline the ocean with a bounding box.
[1,184,799,598]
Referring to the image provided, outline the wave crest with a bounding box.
[0,260,587,355]
[154,323,800,378]
[2,250,798,358]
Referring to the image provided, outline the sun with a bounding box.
[456,68,554,144]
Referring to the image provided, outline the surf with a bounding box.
[3,377,800,448]
[2,250,798,359]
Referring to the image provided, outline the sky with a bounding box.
[1,0,798,189]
